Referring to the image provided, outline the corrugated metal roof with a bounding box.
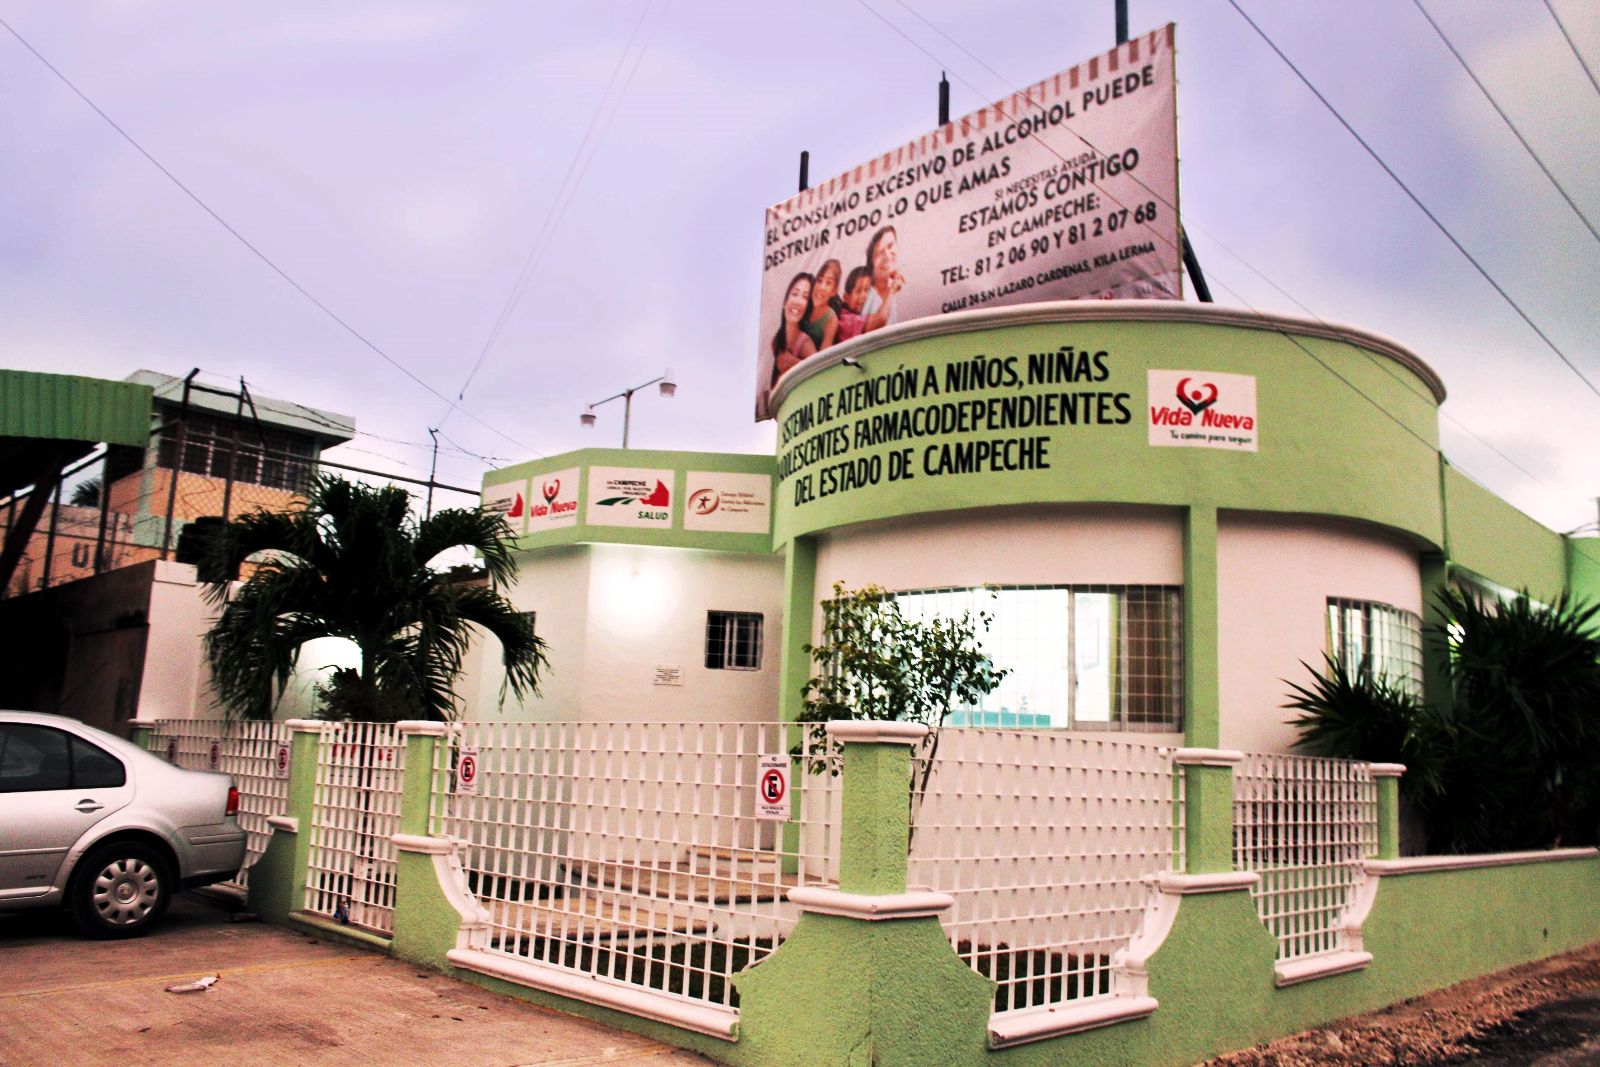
[0,371,153,448]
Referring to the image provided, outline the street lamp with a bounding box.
[580,369,676,447]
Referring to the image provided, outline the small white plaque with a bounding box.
[653,665,683,686]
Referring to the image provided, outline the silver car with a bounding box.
[0,711,247,938]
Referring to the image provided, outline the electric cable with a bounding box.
[869,2,1574,507]
[445,0,662,415]
[1544,0,1600,99]
[1413,0,1600,247]
[0,15,535,455]
[1225,0,1600,402]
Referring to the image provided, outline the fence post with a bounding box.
[247,719,330,923]
[1174,748,1244,874]
[736,721,994,1066]
[390,721,489,966]
[1371,763,1406,861]
[127,718,158,751]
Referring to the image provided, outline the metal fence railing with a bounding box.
[1232,753,1377,962]
[430,720,840,1015]
[143,717,291,894]
[909,729,1183,1018]
[304,721,404,936]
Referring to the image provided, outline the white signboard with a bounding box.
[757,25,1181,418]
[482,480,529,534]
[455,747,479,795]
[586,466,674,528]
[683,472,773,535]
[653,665,684,686]
[527,467,580,529]
[1147,369,1258,452]
[755,755,790,822]
[208,739,222,771]
[273,742,291,780]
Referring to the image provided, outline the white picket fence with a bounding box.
[910,729,1183,1017]
[303,721,405,936]
[142,718,291,894]
[1232,753,1378,962]
[430,721,840,1013]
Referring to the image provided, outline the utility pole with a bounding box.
[160,369,199,559]
[426,428,440,519]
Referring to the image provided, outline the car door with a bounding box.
[0,723,134,900]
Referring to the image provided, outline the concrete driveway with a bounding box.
[0,893,708,1066]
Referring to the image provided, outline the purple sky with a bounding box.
[3,1,1597,533]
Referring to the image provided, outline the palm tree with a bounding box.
[202,476,546,722]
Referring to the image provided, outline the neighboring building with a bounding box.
[0,368,354,734]
[468,303,1600,754]
[1,369,354,597]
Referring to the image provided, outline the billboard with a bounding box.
[756,25,1180,419]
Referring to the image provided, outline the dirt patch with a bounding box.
[1205,940,1600,1066]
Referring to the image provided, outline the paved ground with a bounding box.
[0,893,708,1067]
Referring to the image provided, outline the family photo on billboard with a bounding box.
[756,25,1181,419]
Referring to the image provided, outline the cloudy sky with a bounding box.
[3,1,1597,534]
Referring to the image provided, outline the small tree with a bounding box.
[203,476,547,722]
[1287,589,1600,853]
[795,582,1007,774]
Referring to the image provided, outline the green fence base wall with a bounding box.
[246,827,300,924]
[734,913,995,1067]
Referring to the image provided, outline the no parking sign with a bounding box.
[755,755,788,821]
[455,748,480,795]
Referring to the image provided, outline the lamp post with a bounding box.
[579,370,676,448]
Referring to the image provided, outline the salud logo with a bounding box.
[1175,377,1219,415]
[597,480,671,507]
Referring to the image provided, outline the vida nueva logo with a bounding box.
[1147,369,1258,452]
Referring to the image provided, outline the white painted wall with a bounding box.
[461,545,592,722]
[137,561,215,722]
[814,505,1185,597]
[461,543,784,723]
[1217,512,1423,755]
[579,544,784,723]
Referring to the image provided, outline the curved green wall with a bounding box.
[770,308,1445,550]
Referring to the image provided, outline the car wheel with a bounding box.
[70,842,171,939]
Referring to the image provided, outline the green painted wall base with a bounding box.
[246,827,301,924]
[734,913,995,1067]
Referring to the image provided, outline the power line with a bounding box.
[1225,0,1600,402]
[852,0,1187,274]
[0,15,535,456]
[445,0,664,416]
[868,3,1568,504]
[1544,0,1600,99]
[1412,0,1600,247]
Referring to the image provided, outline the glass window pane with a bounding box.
[70,736,126,789]
[0,724,71,792]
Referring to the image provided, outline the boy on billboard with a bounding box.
[861,225,905,333]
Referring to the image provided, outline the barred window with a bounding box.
[156,411,315,493]
[706,611,763,670]
[1326,598,1423,696]
[893,585,1184,731]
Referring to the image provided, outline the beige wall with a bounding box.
[1217,512,1423,755]
[465,543,785,723]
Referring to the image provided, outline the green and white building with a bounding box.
[469,301,1600,749]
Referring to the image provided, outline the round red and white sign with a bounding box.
[274,743,291,779]
[456,750,479,794]
[759,767,786,805]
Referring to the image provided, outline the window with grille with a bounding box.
[1326,598,1423,695]
[892,585,1184,731]
[156,411,316,493]
[706,611,763,670]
